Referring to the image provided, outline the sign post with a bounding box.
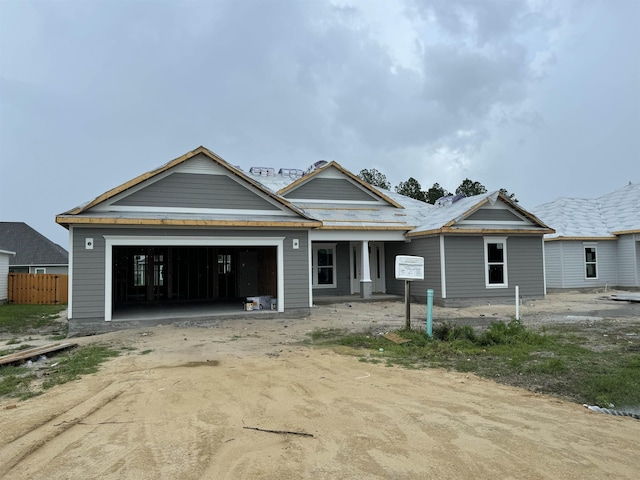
[395,256,424,330]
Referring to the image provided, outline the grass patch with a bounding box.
[309,320,640,408]
[0,365,36,398]
[0,344,120,399]
[42,345,120,390]
[140,349,153,355]
[0,304,67,334]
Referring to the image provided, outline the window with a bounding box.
[584,245,597,279]
[35,267,46,274]
[484,237,508,287]
[312,243,337,288]
[133,255,147,286]
[218,254,232,274]
[133,254,164,286]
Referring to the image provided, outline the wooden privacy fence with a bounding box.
[8,273,68,304]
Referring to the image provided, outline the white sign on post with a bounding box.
[395,255,424,281]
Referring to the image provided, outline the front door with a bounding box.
[350,242,386,294]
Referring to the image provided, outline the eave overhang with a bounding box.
[544,236,618,242]
[406,227,556,238]
[55,216,322,229]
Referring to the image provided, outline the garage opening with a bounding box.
[111,246,277,316]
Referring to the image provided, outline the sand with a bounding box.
[1,291,639,479]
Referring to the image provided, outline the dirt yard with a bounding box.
[1,291,639,479]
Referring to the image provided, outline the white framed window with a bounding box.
[584,244,597,279]
[484,237,508,288]
[312,243,337,288]
[35,267,46,274]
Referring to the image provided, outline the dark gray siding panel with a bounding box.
[444,236,545,299]
[508,236,545,296]
[284,178,377,201]
[71,226,310,321]
[113,173,279,210]
[72,230,106,319]
[313,242,351,297]
[443,236,485,298]
[385,238,441,300]
[466,209,523,222]
[283,231,310,308]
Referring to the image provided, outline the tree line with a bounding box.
[357,168,517,204]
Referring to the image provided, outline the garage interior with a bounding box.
[111,246,277,318]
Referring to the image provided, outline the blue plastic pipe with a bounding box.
[426,289,434,338]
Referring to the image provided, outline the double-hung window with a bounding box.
[312,243,337,288]
[584,245,597,279]
[484,237,508,287]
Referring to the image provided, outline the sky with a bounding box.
[0,0,638,249]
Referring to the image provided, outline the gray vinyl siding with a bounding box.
[385,238,442,301]
[72,230,105,319]
[466,209,523,222]
[544,240,618,289]
[113,173,279,210]
[284,178,378,202]
[71,226,310,321]
[312,242,351,296]
[616,234,639,287]
[507,236,545,296]
[444,235,545,299]
[282,232,311,308]
[543,243,564,288]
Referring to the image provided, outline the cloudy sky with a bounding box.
[1,0,638,248]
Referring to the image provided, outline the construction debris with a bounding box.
[0,342,77,367]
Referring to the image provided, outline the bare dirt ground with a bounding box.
[1,291,639,479]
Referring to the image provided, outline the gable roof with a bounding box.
[0,222,68,266]
[532,182,640,240]
[56,146,320,228]
[276,161,404,208]
[406,191,554,237]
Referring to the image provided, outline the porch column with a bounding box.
[360,240,372,298]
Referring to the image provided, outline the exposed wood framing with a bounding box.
[56,216,321,228]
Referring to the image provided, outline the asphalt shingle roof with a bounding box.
[0,222,68,266]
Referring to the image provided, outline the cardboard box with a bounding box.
[246,296,272,310]
[270,298,277,310]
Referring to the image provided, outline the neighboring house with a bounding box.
[55,146,553,332]
[532,182,640,290]
[0,248,16,304]
[0,222,69,275]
